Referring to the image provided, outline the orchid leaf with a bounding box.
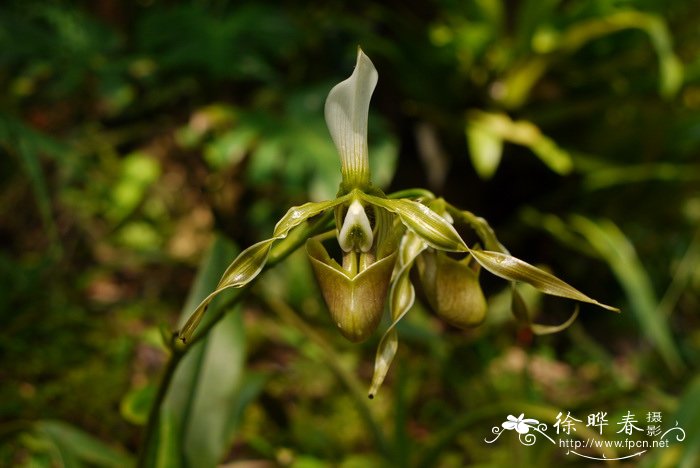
[466,119,503,179]
[568,215,684,373]
[466,110,573,177]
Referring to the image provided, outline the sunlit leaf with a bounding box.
[120,385,156,426]
[556,10,684,99]
[568,215,684,372]
[466,110,573,177]
[273,195,349,238]
[147,236,267,468]
[466,120,503,179]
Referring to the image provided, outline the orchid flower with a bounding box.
[177,48,619,398]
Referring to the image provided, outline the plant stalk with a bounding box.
[137,212,333,467]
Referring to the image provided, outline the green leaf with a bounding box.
[120,385,156,426]
[108,151,161,224]
[149,236,266,468]
[361,193,467,252]
[154,409,181,468]
[466,111,573,177]
[36,420,132,467]
[466,119,503,179]
[641,376,700,468]
[555,10,684,99]
[469,249,619,312]
[568,215,684,373]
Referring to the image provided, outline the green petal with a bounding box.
[273,195,350,238]
[217,239,276,289]
[470,249,619,312]
[466,118,503,179]
[511,286,580,335]
[179,198,346,343]
[360,193,467,252]
[368,231,428,398]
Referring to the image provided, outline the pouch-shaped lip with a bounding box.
[307,238,398,342]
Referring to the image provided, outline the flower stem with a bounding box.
[137,212,334,466]
[137,347,183,468]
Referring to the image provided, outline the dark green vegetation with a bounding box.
[1,0,699,466]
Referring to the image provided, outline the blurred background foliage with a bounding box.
[1,0,699,466]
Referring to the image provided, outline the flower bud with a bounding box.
[307,238,397,342]
[416,251,487,328]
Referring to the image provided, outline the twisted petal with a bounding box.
[325,49,377,188]
[368,231,428,398]
[470,249,619,312]
[511,286,580,335]
[359,193,467,252]
[179,196,349,343]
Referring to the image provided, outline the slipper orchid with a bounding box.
[177,48,619,398]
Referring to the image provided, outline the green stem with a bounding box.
[138,212,333,467]
[138,349,183,468]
